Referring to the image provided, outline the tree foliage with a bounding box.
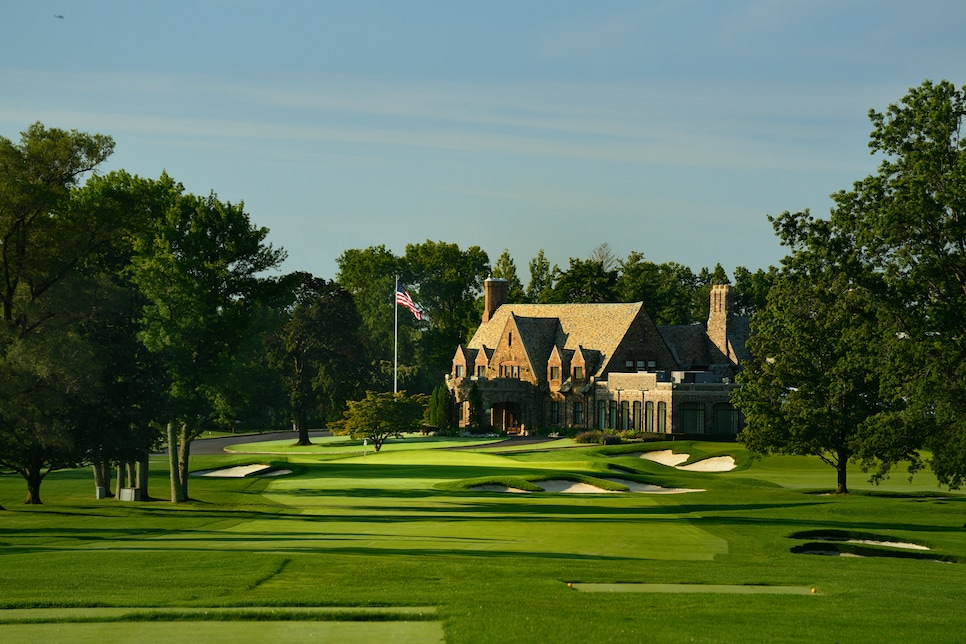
[546,257,617,303]
[824,80,966,488]
[491,248,525,303]
[733,213,916,493]
[273,273,367,445]
[127,174,286,501]
[0,123,117,504]
[525,249,556,304]
[332,390,428,452]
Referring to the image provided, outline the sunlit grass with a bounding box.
[1,438,964,642]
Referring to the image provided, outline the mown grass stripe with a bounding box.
[572,583,818,595]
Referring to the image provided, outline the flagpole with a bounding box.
[393,275,399,394]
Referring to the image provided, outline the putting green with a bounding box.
[572,583,819,595]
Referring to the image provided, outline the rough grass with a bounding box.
[1,440,964,643]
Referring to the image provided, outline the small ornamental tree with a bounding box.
[426,384,453,431]
[333,390,428,452]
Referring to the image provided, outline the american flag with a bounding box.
[395,283,422,320]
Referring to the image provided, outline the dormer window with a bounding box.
[508,332,513,347]
[455,365,464,378]
[572,366,584,381]
[550,366,560,380]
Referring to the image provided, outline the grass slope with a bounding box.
[0,439,964,643]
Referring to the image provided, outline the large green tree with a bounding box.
[335,245,404,391]
[403,240,490,389]
[273,274,367,445]
[825,80,966,488]
[734,213,917,494]
[127,174,286,502]
[0,123,117,504]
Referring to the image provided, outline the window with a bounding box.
[714,403,740,434]
[681,403,705,433]
[550,366,560,380]
[633,401,642,431]
[657,402,667,433]
[608,401,617,429]
[620,401,630,430]
[512,365,520,378]
[636,360,646,370]
[477,365,486,377]
[647,360,656,369]
[645,401,654,432]
[572,366,584,381]
[508,332,512,347]
[625,360,634,369]
[455,365,464,378]
[551,401,560,425]
[597,400,607,429]
[574,402,583,425]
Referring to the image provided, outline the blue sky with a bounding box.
[2,1,964,281]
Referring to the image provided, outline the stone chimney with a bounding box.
[707,283,733,363]
[483,278,508,323]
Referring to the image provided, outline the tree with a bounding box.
[734,213,919,494]
[0,123,116,504]
[491,249,525,303]
[332,390,428,452]
[546,257,617,303]
[335,245,405,391]
[616,252,700,324]
[732,265,779,316]
[824,80,966,488]
[525,249,556,303]
[403,241,489,392]
[127,174,286,502]
[273,274,367,445]
[589,242,617,272]
[426,384,453,431]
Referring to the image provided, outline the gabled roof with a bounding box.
[657,315,751,369]
[656,324,710,368]
[467,302,648,377]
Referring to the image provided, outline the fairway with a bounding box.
[1,437,964,643]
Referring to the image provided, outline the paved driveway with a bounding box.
[159,431,331,455]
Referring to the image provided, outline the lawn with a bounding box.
[1,437,964,643]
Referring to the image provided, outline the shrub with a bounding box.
[574,430,602,444]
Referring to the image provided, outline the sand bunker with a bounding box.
[641,451,736,472]
[193,464,272,478]
[676,456,736,472]
[641,450,690,467]
[471,479,703,494]
[538,480,613,493]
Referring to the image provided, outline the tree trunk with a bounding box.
[168,421,186,503]
[115,462,127,498]
[835,450,849,495]
[126,461,136,493]
[137,452,150,500]
[177,422,192,501]
[294,408,311,446]
[92,461,112,498]
[24,465,43,505]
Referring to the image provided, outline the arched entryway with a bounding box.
[491,401,523,435]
